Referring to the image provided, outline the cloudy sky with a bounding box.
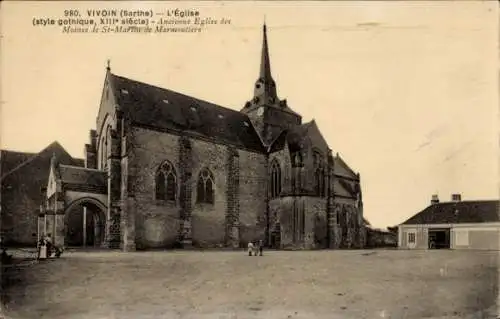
[2,1,498,229]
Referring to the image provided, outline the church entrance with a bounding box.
[65,199,106,248]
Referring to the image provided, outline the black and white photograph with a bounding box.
[1,1,498,318]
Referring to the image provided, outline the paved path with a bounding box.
[1,249,498,319]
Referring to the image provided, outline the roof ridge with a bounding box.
[434,199,499,204]
[111,73,249,118]
[400,199,500,225]
[0,141,71,181]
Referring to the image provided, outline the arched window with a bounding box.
[313,151,326,197]
[270,160,282,198]
[155,161,177,201]
[197,168,214,204]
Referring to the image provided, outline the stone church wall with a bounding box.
[127,126,268,249]
[127,127,182,249]
[269,148,292,194]
[269,197,329,249]
[189,138,228,247]
[269,197,292,247]
[237,149,267,246]
[333,198,364,248]
[306,197,328,249]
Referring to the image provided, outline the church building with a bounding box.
[41,24,366,251]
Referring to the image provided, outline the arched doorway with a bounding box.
[64,198,107,248]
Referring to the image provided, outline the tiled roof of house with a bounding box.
[1,142,80,201]
[59,165,107,193]
[110,73,266,153]
[401,200,500,225]
[1,150,37,177]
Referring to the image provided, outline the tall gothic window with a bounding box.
[270,160,282,199]
[313,151,326,197]
[156,161,177,201]
[197,168,214,204]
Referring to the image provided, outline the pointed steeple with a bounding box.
[241,21,302,146]
[254,22,278,104]
[260,23,273,84]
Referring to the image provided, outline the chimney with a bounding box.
[431,194,439,205]
[451,194,462,202]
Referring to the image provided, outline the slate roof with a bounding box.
[286,122,313,152]
[59,165,107,193]
[335,178,358,198]
[110,73,266,153]
[333,179,354,198]
[334,155,358,179]
[401,200,500,225]
[1,142,83,202]
[1,150,37,177]
[268,122,313,153]
[72,158,85,167]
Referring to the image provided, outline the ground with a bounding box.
[1,249,498,319]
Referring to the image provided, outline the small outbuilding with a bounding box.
[398,194,500,250]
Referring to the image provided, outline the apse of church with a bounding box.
[40,23,365,251]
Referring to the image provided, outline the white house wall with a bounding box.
[399,225,428,249]
[398,223,500,250]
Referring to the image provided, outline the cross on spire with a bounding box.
[106,59,111,71]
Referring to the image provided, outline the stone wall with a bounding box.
[0,148,76,246]
[333,200,364,248]
[237,149,267,246]
[189,138,228,247]
[1,185,38,245]
[307,197,328,249]
[127,126,268,249]
[127,127,181,249]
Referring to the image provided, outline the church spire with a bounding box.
[260,23,273,83]
[254,22,277,104]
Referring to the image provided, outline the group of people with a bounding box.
[247,240,264,256]
[37,233,63,259]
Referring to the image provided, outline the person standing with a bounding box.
[38,234,47,260]
[258,240,263,256]
[45,233,53,257]
[247,241,254,256]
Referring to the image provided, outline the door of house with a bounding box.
[407,231,417,249]
[270,224,281,249]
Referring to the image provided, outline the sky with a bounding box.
[1,1,498,229]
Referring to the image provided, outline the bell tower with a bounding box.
[242,23,302,146]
